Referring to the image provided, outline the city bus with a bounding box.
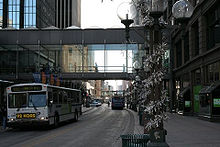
[6,83,82,128]
[111,96,125,110]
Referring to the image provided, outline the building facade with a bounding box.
[0,0,81,29]
[166,0,220,118]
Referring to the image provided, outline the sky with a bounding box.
[81,0,132,89]
[81,0,129,28]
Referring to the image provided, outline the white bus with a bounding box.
[6,83,82,128]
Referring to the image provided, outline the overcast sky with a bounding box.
[81,0,129,28]
[81,0,132,89]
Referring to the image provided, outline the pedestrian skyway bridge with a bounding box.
[0,28,146,81]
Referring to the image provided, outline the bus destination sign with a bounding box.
[11,85,42,92]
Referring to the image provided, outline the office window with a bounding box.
[194,69,201,85]
[8,0,20,29]
[0,0,3,28]
[207,61,220,84]
[192,21,199,56]
[207,5,220,50]
[24,0,36,28]
[184,32,189,63]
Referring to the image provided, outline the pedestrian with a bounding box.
[108,101,110,107]
[1,105,7,130]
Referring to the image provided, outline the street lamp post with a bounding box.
[117,2,137,73]
[171,0,194,113]
[117,1,137,42]
[117,0,194,146]
[133,60,142,112]
[143,1,170,146]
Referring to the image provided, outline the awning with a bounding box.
[179,87,190,97]
[199,81,220,94]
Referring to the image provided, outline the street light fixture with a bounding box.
[133,60,141,73]
[117,1,137,42]
[131,60,141,111]
[171,0,194,113]
[118,0,194,146]
[172,0,194,23]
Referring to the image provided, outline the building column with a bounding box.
[199,15,207,86]
[56,0,59,27]
[20,0,24,28]
[3,0,8,28]
[181,36,185,65]
[188,26,193,60]
[199,15,207,54]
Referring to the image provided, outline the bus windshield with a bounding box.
[29,92,46,107]
[8,92,46,108]
[8,93,27,108]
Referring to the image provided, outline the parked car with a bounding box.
[90,99,102,107]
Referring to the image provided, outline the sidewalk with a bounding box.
[164,113,220,147]
[129,110,220,147]
[128,109,144,134]
[82,105,93,113]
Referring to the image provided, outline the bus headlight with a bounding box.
[40,117,46,120]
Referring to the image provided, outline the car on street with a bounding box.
[90,99,102,107]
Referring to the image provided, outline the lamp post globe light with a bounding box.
[172,0,194,23]
[131,60,141,112]
[133,60,141,72]
[170,0,194,114]
[117,1,137,42]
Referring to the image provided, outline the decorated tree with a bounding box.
[134,0,169,133]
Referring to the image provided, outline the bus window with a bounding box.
[63,91,68,104]
[8,93,27,108]
[53,89,58,104]
[58,90,63,104]
[67,91,72,103]
[48,91,53,105]
[29,92,46,107]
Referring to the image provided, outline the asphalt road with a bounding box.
[0,104,135,147]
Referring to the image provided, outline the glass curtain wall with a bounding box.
[24,0,36,28]
[0,0,3,28]
[61,44,141,73]
[8,0,20,29]
[0,43,143,75]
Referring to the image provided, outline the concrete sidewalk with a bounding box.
[82,106,93,113]
[164,113,220,147]
[128,109,144,134]
[129,110,220,147]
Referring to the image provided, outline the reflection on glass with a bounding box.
[0,0,3,28]
[0,44,143,74]
[8,93,27,108]
[24,0,36,28]
[199,95,210,115]
[29,92,46,107]
[8,0,20,29]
